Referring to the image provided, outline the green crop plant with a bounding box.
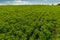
[0,5,60,40]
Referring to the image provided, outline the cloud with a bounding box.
[0,0,59,5]
[0,0,44,5]
[11,0,34,5]
[0,0,35,5]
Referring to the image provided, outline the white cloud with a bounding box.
[0,0,59,5]
[0,0,34,5]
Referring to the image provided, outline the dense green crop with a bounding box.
[0,5,60,40]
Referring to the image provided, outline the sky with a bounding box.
[0,0,60,5]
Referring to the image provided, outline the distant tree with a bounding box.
[57,3,60,5]
[52,4,54,6]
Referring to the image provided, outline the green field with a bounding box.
[0,5,60,40]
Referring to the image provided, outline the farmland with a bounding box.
[0,5,60,40]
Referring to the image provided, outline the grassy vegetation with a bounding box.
[0,5,60,40]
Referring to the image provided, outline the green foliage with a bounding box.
[0,5,60,40]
